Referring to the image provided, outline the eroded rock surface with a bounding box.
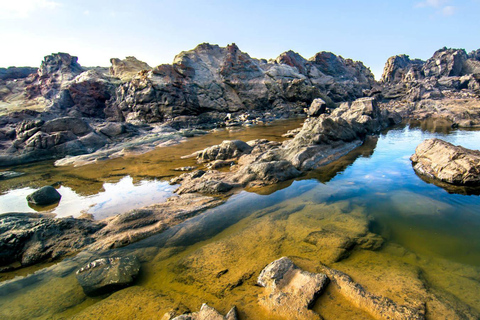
[411,138,480,185]
[0,213,105,269]
[257,257,329,319]
[321,266,426,320]
[170,303,238,320]
[76,256,141,296]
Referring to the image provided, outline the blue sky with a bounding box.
[0,0,479,79]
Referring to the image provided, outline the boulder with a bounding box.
[26,186,61,205]
[170,304,238,320]
[76,256,141,296]
[411,138,480,185]
[0,171,24,180]
[196,140,253,162]
[305,98,326,117]
[257,257,329,319]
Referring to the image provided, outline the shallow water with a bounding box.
[0,120,480,319]
[0,119,303,218]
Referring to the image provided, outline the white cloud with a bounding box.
[416,0,448,8]
[0,0,61,19]
[415,0,456,16]
[442,5,456,15]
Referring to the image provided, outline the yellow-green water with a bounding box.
[0,120,479,319]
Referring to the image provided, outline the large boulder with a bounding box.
[0,67,37,81]
[257,257,329,319]
[26,186,61,206]
[411,138,480,185]
[76,256,141,296]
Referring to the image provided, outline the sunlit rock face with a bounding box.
[411,138,480,186]
[108,43,375,124]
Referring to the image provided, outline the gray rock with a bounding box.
[41,117,91,136]
[305,98,326,117]
[0,213,104,267]
[170,303,238,320]
[411,138,480,185]
[99,122,126,137]
[197,140,253,162]
[423,47,467,78]
[26,186,61,205]
[257,257,329,319]
[76,256,141,296]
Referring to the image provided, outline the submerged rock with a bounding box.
[257,257,329,319]
[76,256,141,296]
[26,186,61,205]
[411,138,480,185]
[170,303,238,320]
[321,266,426,320]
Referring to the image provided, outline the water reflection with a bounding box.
[0,176,176,219]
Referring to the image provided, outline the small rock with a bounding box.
[170,303,238,320]
[26,186,62,206]
[257,257,329,319]
[76,256,141,296]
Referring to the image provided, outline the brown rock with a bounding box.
[320,266,425,320]
[411,138,480,185]
[257,257,329,320]
[170,303,238,320]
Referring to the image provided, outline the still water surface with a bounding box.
[0,120,479,319]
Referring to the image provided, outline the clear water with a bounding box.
[0,120,479,319]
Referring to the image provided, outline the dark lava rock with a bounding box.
[76,256,141,296]
[26,186,61,205]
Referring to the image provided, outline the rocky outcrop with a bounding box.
[76,256,141,296]
[26,186,61,206]
[170,304,238,320]
[411,138,480,185]
[257,257,329,319]
[423,48,467,78]
[172,97,399,194]
[0,116,110,166]
[109,56,151,81]
[107,43,375,124]
[0,213,105,269]
[380,54,425,84]
[0,67,37,81]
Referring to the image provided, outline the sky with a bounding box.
[0,0,479,79]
